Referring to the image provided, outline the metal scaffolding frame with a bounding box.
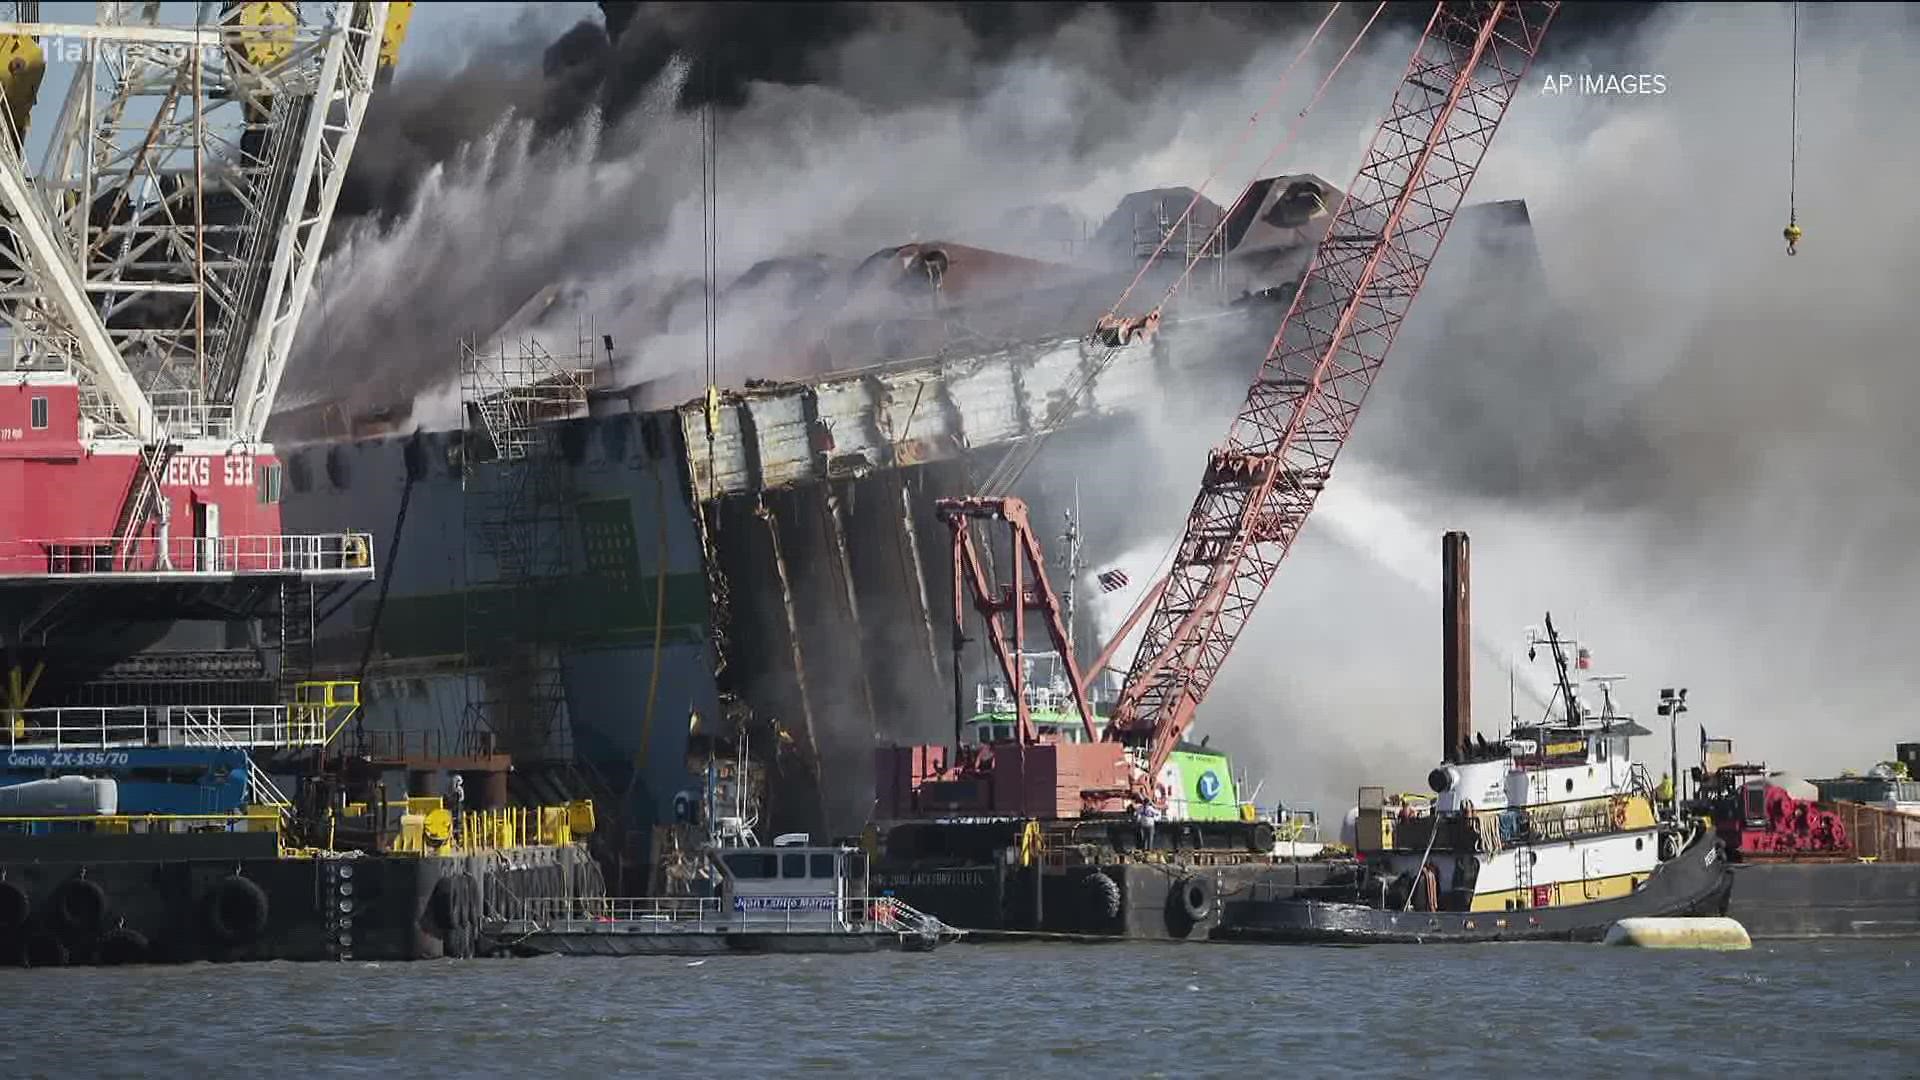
[1133,194,1227,308]
[455,333,596,764]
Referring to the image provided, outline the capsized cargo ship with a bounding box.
[268,173,1366,859]
[270,176,1552,901]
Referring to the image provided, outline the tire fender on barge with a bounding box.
[1175,874,1216,924]
[51,876,109,934]
[1081,870,1122,927]
[208,874,270,945]
[0,878,29,931]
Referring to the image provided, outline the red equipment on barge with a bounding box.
[1695,763,1852,862]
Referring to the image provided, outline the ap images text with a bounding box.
[1540,73,1667,95]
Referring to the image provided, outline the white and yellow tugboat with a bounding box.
[1218,612,1732,944]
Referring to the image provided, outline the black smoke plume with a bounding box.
[335,2,1661,227]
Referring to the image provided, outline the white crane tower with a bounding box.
[0,1,410,445]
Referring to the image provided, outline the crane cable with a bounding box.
[701,81,722,495]
[1154,1,1388,314]
[1784,1,1802,256]
[654,79,721,806]
[1097,2,1345,329]
[977,2,1384,496]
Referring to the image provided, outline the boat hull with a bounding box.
[0,838,602,966]
[875,857,1336,940]
[500,929,934,956]
[1725,861,1920,939]
[1213,832,1733,945]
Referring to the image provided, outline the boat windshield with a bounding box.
[965,714,1108,745]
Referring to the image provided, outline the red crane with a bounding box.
[1108,1,1558,794]
[876,1,1557,824]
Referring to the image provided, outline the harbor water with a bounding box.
[5,940,1913,1076]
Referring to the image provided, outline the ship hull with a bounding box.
[875,857,1336,941]
[1213,833,1733,945]
[0,839,602,966]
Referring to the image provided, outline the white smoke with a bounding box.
[1077,2,1920,819]
[281,8,1422,428]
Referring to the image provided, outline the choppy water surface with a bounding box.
[4,939,1915,1077]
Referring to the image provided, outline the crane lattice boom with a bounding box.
[1111,1,1558,783]
[0,2,405,443]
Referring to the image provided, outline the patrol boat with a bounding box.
[1217,614,1733,944]
[488,735,959,956]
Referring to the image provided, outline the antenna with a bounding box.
[1058,483,1083,660]
[1587,674,1626,720]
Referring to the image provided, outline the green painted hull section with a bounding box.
[1165,749,1242,822]
[351,496,712,659]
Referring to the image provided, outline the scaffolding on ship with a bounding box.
[1132,195,1228,310]
[455,333,597,767]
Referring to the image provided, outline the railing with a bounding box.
[1262,808,1322,844]
[167,707,294,811]
[1630,762,1658,803]
[290,681,362,747]
[2,532,375,577]
[1832,801,1920,864]
[973,683,1085,719]
[148,392,237,441]
[352,728,482,761]
[0,810,282,838]
[453,806,583,852]
[2,703,331,751]
[510,895,953,937]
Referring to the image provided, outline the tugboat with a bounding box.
[1214,533,1732,944]
[1217,611,1734,944]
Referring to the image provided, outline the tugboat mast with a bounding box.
[1058,483,1083,663]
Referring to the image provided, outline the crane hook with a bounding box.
[1783,220,1802,256]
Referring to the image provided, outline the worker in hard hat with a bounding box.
[1656,772,1675,806]
[1784,221,1802,255]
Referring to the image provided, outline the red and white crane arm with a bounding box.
[1109,1,1559,784]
